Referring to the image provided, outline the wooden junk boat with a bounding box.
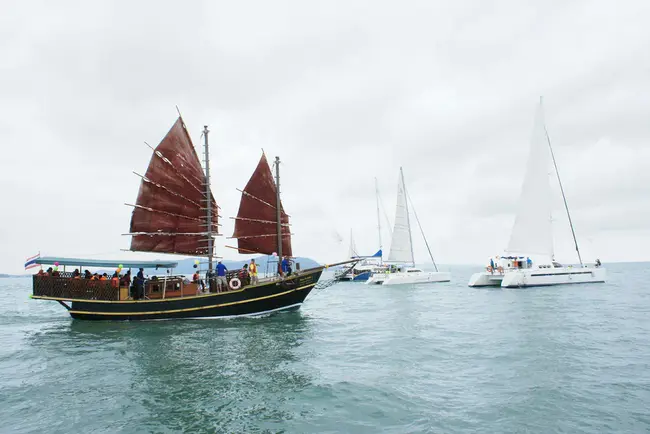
[31,117,354,320]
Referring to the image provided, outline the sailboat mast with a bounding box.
[544,123,583,266]
[400,167,416,267]
[203,125,214,272]
[274,156,283,271]
[375,177,383,264]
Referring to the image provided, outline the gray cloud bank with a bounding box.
[1,0,649,273]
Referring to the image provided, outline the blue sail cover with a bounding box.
[351,249,382,259]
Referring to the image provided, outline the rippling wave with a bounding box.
[1,263,649,433]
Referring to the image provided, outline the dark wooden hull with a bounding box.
[65,269,322,321]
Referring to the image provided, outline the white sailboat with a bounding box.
[336,180,389,281]
[468,98,606,288]
[367,168,450,285]
[335,228,384,281]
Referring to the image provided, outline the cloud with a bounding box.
[2,0,650,273]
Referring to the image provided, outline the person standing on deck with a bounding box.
[121,270,131,288]
[216,260,228,292]
[489,257,495,273]
[249,259,259,285]
[239,264,250,286]
[111,272,119,288]
[134,268,145,300]
[281,257,292,276]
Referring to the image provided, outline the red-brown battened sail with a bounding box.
[128,117,219,255]
[232,154,292,256]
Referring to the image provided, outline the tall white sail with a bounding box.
[387,168,415,264]
[506,101,554,258]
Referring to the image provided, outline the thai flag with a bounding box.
[24,253,40,270]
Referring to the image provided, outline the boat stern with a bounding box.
[366,273,387,285]
[500,270,527,287]
[468,271,503,287]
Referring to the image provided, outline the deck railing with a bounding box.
[33,275,120,300]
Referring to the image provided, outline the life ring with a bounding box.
[229,277,241,290]
[486,265,493,273]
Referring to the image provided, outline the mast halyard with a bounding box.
[541,98,583,266]
[203,125,214,272]
[274,156,283,273]
[375,177,383,264]
[405,186,439,272]
[400,167,416,267]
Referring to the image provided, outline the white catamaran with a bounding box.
[468,99,606,288]
[367,168,450,285]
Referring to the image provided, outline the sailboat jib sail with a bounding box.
[387,169,414,264]
[128,117,219,256]
[506,102,554,258]
[232,153,292,256]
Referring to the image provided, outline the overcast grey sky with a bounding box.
[2,0,649,273]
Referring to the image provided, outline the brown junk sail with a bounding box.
[128,117,219,256]
[232,153,292,257]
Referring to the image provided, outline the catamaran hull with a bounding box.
[366,273,388,285]
[381,271,451,286]
[38,269,323,321]
[468,272,504,287]
[500,267,606,288]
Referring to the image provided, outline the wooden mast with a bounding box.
[274,156,282,274]
[203,125,214,272]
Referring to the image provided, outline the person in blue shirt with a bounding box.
[215,260,228,292]
[133,268,145,300]
[281,257,292,276]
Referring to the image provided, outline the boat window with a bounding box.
[407,269,421,273]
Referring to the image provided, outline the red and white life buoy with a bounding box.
[486,265,493,273]
[229,277,241,290]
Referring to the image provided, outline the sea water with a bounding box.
[1,263,649,433]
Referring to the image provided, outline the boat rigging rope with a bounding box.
[404,187,439,272]
[310,262,359,298]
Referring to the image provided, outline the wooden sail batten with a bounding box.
[229,233,293,240]
[128,248,211,257]
[236,188,276,209]
[149,148,205,196]
[135,169,221,210]
[230,216,290,226]
[224,245,267,254]
[124,232,213,236]
[126,203,217,227]
[132,172,203,209]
